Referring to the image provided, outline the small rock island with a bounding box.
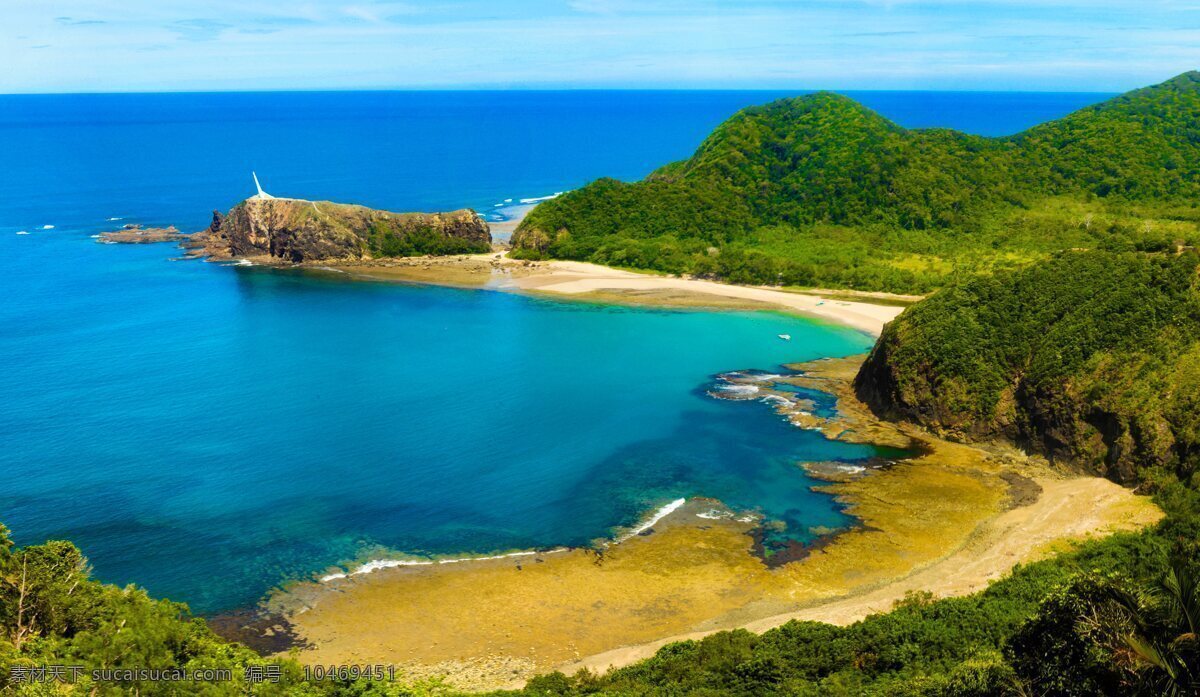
[97,224,186,244]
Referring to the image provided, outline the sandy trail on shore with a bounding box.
[338,255,910,335]
[331,201,911,335]
[506,260,906,335]
[556,475,1156,678]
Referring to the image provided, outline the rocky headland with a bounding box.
[190,196,491,263]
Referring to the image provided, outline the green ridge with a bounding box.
[512,71,1200,293]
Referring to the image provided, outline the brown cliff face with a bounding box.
[196,198,491,263]
[855,341,1174,486]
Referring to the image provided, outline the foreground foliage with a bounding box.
[0,525,453,695]
[511,72,1200,293]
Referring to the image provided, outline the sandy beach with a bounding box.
[297,200,913,335]
[325,255,911,336]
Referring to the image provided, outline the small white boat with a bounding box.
[778,334,791,341]
[16,231,29,235]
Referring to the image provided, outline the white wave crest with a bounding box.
[320,547,570,582]
[519,192,565,204]
[614,497,686,543]
[716,384,760,395]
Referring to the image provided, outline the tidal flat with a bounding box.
[261,356,1161,691]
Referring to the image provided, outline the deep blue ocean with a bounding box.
[0,90,1110,613]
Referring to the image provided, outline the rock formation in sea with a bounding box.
[97,224,186,244]
[193,197,491,263]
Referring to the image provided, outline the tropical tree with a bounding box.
[1111,558,1199,695]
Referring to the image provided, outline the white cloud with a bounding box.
[2,0,1199,92]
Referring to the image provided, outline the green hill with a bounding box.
[855,249,1200,485]
[512,72,1200,293]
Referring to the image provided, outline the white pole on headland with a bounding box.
[251,172,273,200]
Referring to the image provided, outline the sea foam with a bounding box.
[715,383,760,396]
[519,192,565,203]
[613,497,686,543]
[320,547,570,582]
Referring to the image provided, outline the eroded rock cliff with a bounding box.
[196,197,490,263]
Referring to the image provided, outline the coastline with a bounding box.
[326,256,908,337]
[202,204,1157,691]
[255,355,1161,691]
[300,203,911,336]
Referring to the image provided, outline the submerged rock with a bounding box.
[193,197,491,263]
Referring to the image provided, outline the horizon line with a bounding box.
[0,85,1122,97]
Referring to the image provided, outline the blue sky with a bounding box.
[4,0,1200,93]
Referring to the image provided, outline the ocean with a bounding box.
[0,90,1110,613]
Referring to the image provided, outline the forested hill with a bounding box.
[855,249,1200,485]
[511,71,1200,293]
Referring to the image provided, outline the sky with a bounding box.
[4,0,1200,93]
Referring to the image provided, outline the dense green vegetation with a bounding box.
[511,72,1200,293]
[855,249,1200,485]
[0,524,454,695]
[366,220,490,258]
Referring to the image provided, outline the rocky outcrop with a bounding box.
[195,197,491,263]
[855,340,1175,486]
[97,224,186,244]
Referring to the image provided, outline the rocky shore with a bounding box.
[256,354,1160,691]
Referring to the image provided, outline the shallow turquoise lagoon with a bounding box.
[1,232,882,612]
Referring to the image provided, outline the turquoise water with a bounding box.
[1,231,874,612]
[0,91,1110,613]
